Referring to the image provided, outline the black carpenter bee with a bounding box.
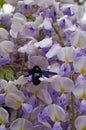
[23,65,57,85]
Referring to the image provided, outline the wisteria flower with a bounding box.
[75,116,86,130]
[0,28,8,40]
[0,107,9,124]
[73,80,86,99]
[43,104,66,122]
[57,46,76,62]
[10,12,27,38]
[70,29,86,49]
[34,37,53,48]
[10,118,33,130]
[0,40,14,55]
[47,75,74,93]
[73,56,86,75]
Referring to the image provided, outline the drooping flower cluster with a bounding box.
[0,0,86,130]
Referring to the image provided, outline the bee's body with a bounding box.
[24,65,57,85]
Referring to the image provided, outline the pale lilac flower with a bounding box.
[0,94,5,105]
[75,74,84,86]
[59,63,71,76]
[24,0,34,5]
[45,104,66,122]
[57,15,72,28]
[48,62,60,74]
[47,86,60,101]
[0,55,10,65]
[59,93,68,107]
[0,80,25,110]
[38,88,52,104]
[14,75,28,86]
[80,99,86,114]
[60,3,78,16]
[22,103,33,114]
[0,107,9,124]
[0,40,14,54]
[18,38,39,55]
[34,37,53,48]
[75,47,83,57]
[52,122,62,130]
[75,116,86,130]
[10,13,27,38]
[0,124,7,130]
[57,46,76,62]
[48,75,74,93]
[28,95,37,108]
[5,89,25,110]
[10,118,33,130]
[73,80,86,99]
[34,0,55,8]
[46,44,61,59]
[28,55,48,70]
[70,29,86,49]
[0,28,8,40]
[39,17,52,30]
[73,56,86,75]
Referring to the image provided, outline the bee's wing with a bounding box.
[42,70,57,77]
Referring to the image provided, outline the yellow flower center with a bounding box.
[64,56,69,62]
[81,91,86,99]
[34,89,39,95]
[82,126,86,130]
[15,99,23,106]
[0,116,4,124]
[76,40,82,47]
[19,128,24,130]
[3,47,9,54]
[80,67,86,74]
[54,114,59,121]
[60,86,66,93]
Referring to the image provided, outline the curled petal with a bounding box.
[10,118,32,130]
[0,107,9,124]
[75,116,86,130]
[46,104,66,122]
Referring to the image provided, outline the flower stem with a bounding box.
[71,92,75,130]
[52,22,65,47]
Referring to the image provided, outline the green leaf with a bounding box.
[0,0,6,8]
[0,24,8,29]
[0,66,15,81]
[0,67,5,79]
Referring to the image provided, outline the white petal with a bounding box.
[28,56,48,70]
[24,0,34,4]
[10,118,32,130]
[10,29,18,38]
[39,17,52,30]
[0,107,9,123]
[73,56,86,74]
[5,90,25,110]
[0,40,14,54]
[15,75,28,85]
[48,63,60,73]
[57,46,75,62]
[75,116,86,130]
[49,75,74,92]
[38,89,52,104]
[0,28,8,39]
[46,44,61,58]
[46,104,66,122]
[34,37,52,48]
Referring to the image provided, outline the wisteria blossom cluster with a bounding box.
[0,0,86,130]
